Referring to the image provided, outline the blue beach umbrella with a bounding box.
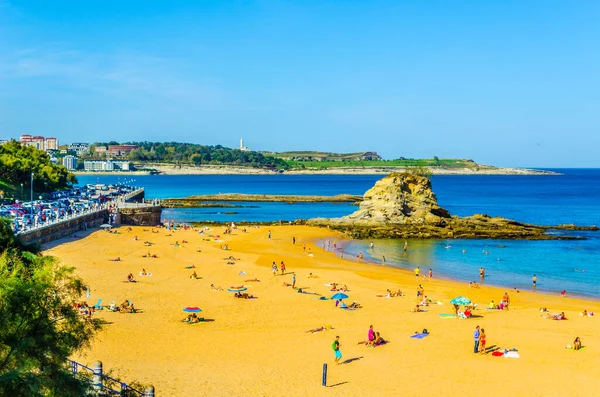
[183,307,202,313]
[331,292,349,300]
[450,296,471,306]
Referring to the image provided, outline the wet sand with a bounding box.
[47,225,599,396]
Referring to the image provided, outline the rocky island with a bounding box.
[308,172,597,239]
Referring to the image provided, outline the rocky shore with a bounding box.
[308,172,596,240]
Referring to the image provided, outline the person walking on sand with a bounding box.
[333,336,342,364]
[280,261,286,275]
[292,273,296,289]
[532,275,537,291]
[414,267,420,279]
[292,236,296,245]
[473,326,480,354]
[428,268,433,280]
[272,262,278,276]
[358,252,363,263]
[479,328,487,354]
[268,230,271,239]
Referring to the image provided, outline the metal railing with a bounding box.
[68,360,153,396]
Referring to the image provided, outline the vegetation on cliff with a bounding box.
[0,140,76,196]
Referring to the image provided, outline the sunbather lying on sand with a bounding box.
[127,273,136,282]
[307,273,319,278]
[411,305,423,312]
[210,284,223,291]
[245,278,260,282]
[110,257,121,262]
[186,265,196,269]
[349,301,362,309]
[305,325,333,333]
[234,292,256,299]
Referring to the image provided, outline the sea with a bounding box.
[77,169,600,298]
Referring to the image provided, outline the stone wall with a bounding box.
[18,210,109,245]
[118,205,161,226]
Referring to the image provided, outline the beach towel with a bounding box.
[410,333,429,339]
[486,308,501,310]
[139,272,152,276]
[566,346,585,351]
[438,313,456,318]
[411,310,429,313]
[491,351,504,357]
[504,351,520,359]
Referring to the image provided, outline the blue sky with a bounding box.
[1,1,599,167]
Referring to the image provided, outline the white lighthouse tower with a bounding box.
[240,138,250,151]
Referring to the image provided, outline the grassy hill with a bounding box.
[283,158,478,170]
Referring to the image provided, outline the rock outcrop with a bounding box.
[308,172,595,240]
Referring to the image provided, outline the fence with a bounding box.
[69,360,154,396]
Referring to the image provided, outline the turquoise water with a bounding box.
[78,170,600,297]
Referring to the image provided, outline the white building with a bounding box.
[62,155,77,170]
[240,138,250,152]
[84,160,130,172]
[68,143,90,155]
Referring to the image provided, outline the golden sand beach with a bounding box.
[47,226,600,397]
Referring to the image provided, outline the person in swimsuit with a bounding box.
[367,325,376,347]
[532,275,537,290]
[479,328,487,354]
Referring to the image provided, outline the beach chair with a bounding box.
[92,298,103,310]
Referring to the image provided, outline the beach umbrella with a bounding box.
[100,224,112,228]
[228,286,247,293]
[331,292,349,300]
[183,307,202,313]
[450,296,471,305]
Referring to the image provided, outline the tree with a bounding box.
[433,156,440,166]
[189,153,202,166]
[0,220,102,396]
[406,162,432,178]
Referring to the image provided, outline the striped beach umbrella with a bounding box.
[183,307,202,313]
[228,286,247,293]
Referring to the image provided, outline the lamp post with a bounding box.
[30,172,34,216]
[20,183,23,200]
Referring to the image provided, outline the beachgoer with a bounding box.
[573,337,582,350]
[141,269,147,276]
[502,292,510,310]
[453,304,459,317]
[479,267,485,279]
[533,275,537,290]
[333,336,342,364]
[358,252,363,262]
[382,256,386,265]
[292,273,296,289]
[272,262,277,275]
[292,236,296,245]
[370,242,374,250]
[404,240,408,252]
[479,329,487,354]
[582,310,589,317]
[268,230,271,239]
[414,267,420,278]
[561,290,567,297]
[367,325,376,347]
[127,273,135,282]
[473,326,480,354]
[428,269,433,280]
[280,261,286,275]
